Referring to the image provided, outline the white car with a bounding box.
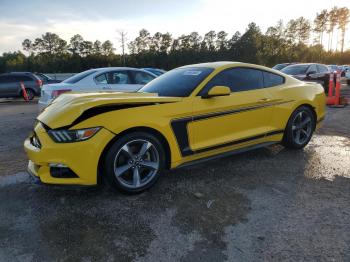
[38,67,157,110]
[342,66,350,85]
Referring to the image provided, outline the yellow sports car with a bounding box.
[24,62,326,193]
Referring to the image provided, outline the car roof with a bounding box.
[180,61,242,69]
[1,72,34,75]
[289,63,315,66]
[179,61,294,74]
[0,72,37,76]
[91,67,146,72]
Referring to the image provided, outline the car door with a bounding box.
[6,75,22,96]
[188,67,275,152]
[107,70,136,92]
[0,75,13,97]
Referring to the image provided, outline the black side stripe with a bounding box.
[171,100,293,156]
[192,100,294,122]
[196,130,284,154]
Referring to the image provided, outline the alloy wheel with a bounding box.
[113,139,160,189]
[292,111,312,145]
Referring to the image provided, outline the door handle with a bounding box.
[258,98,271,103]
[102,86,111,89]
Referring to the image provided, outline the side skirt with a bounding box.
[175,141,278,169]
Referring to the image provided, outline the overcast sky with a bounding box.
[0,0,349,54]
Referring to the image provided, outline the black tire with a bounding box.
[103,132,166,194]
[24,89,35,100]
[282,106,316,149]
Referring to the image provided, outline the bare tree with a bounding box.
[327,7,339,51]
[313,10,328,46]
[337,7,350,53]
[117,30,128,66]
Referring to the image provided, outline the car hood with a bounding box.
[37,92,182,129]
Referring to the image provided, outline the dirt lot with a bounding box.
[0,88,349,262]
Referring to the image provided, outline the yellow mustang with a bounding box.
[24,62,326,193]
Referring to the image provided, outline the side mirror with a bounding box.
[202,86,231,98]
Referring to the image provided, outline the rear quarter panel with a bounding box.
[268,78,326,132]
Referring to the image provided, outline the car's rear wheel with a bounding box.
[103,132,165,194]
[24,89,35,100]
[282,106,315,149]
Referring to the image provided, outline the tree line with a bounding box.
[0,6,349,73]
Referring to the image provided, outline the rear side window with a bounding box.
[95,73,108,84]
[63,69,97,84]
[200,67,264,94]
[308,64,317,73]
[130,71,155,85]
[12,75,33,82]
[263,72,284,88]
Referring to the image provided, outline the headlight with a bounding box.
[48,127,101,143]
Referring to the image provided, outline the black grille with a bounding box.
[50,167,79,178]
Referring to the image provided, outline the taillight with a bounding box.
[36,79,43,87]
[51,89,72,99]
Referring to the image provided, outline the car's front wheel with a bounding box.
[282,106,315,149]
[103,132,165,194]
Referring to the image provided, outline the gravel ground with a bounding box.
[0,88,349,262]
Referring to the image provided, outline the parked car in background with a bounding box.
[36,73,61,84]
[327,65,341,75]
[339,65,349,77]
[272,63,293,71]
[39,67,157,110]
[281,63,330,92]
[0,72,42,100]
[343,66,350,85]
[142,68,166,76]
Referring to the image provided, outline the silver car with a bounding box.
[39,67,157,110]
[0,72,42,100]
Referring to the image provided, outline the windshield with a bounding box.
[36,73,50,81]
[63,69,97,84]
[139,67,214,97]
[273,64,288,70]
[281,65,309,75]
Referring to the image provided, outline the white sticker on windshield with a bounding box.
[183,70,202,76]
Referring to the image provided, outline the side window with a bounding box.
[263,72,284,88]
[7,76,18,82]
[317,65,328,73]
[11,75,32,82]
[131,71,155,85]
[200,67,264,94]
[308,64,317,73]
[95,73,108,84]
[109,71,130,84]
